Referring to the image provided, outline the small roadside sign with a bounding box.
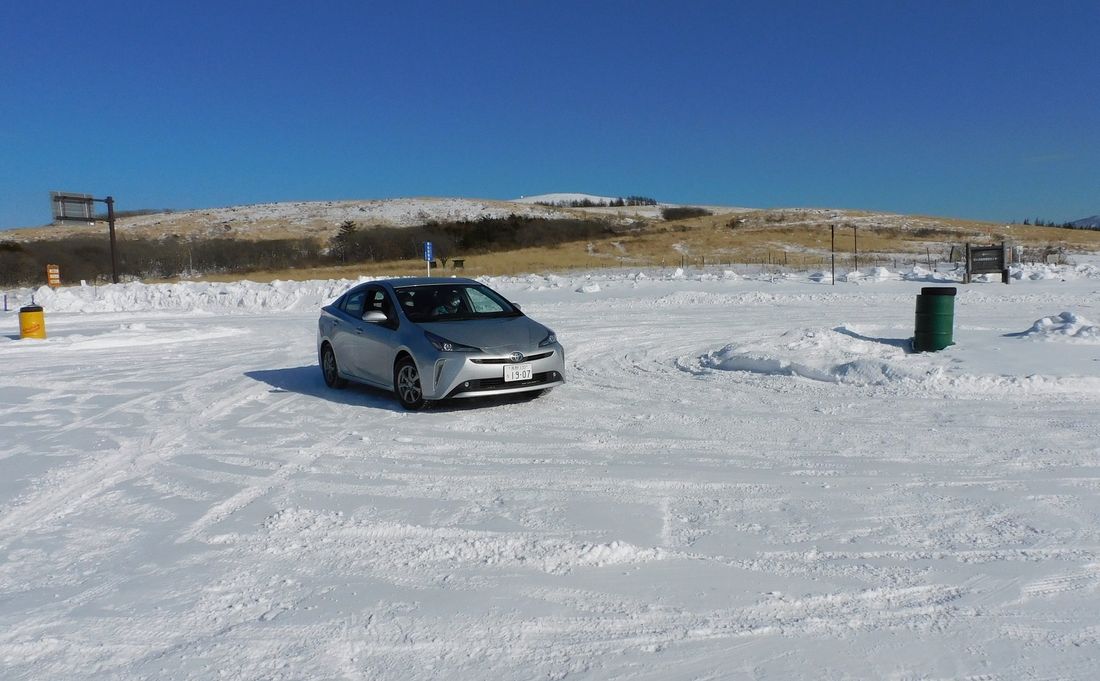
[965,242,1009,284]
[424,241,433,277]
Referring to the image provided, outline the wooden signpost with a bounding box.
[964,242,1010,284]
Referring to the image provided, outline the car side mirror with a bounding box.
[362,310,388,323]
[511,302,522,311]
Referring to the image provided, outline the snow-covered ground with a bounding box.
[3,263,1100,679]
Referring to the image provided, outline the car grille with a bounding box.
[446,371,561,397]
[470,351,554,365]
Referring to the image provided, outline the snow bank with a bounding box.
[5,261,1099,316]
[16,279,359,314]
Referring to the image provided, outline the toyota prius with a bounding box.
[317,278,565,410]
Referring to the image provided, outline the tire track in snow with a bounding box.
[176,431,350,544]
[0,428,186,541]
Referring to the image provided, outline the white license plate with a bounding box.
[504,363,533,382]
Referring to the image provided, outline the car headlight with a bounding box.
[538,331,558,347]
[425,331,481,352]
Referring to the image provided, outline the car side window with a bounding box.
[365,287,398,327]
[396,289,420,313]
[342,291,366,318]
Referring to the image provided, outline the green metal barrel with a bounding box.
[913,287,956,352]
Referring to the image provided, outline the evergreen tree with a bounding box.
[331,220,358,262]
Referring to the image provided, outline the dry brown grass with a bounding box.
[110,207,1100,284]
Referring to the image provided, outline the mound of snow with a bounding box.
[901,265,957,283]
[1020,311,1100,341]
[698,327,925,386]
[702,350,838,382]
[809,268,888,284]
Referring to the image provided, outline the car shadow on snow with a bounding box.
[244,365,547,413]
[244,365,405,412]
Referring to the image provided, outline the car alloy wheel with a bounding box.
[395,358,426,410]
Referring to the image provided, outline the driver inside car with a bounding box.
[432,290,465,316]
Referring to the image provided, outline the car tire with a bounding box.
[394,356,427,411]
[321,344,348,389]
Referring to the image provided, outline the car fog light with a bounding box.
[464,381,470,387]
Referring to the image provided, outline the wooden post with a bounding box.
[830,224,836,285]
[853,225,858,272]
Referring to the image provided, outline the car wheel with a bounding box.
[394,356,427,411]
[321,344,347,389]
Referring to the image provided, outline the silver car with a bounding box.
[317,277,565,410]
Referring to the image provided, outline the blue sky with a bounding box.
[1,1,1097,229]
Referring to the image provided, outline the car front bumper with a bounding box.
[424,346,566,400]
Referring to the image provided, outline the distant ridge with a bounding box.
[1070,215,1100,229]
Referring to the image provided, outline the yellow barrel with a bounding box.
[19,305,46,339]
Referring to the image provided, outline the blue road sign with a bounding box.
[424,241,433,261]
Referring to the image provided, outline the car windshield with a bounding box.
[395,284,522,323]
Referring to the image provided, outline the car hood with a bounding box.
[419,316,548,352]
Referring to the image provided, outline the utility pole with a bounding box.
[106,196,118,284]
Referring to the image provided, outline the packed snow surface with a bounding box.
[3,262,1100,679]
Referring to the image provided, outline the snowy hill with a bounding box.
[1070,215,1100,229]
[2,197,583,243]
[3,194,753,243]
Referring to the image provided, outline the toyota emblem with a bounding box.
[509,351,524,363]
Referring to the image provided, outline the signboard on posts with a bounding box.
[50,192,95,223]
[965,242,1009,284]
[423,241,433,261]
[46,264,61,288]
[48,190,120,284]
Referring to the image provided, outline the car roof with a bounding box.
[376,277,479,289]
